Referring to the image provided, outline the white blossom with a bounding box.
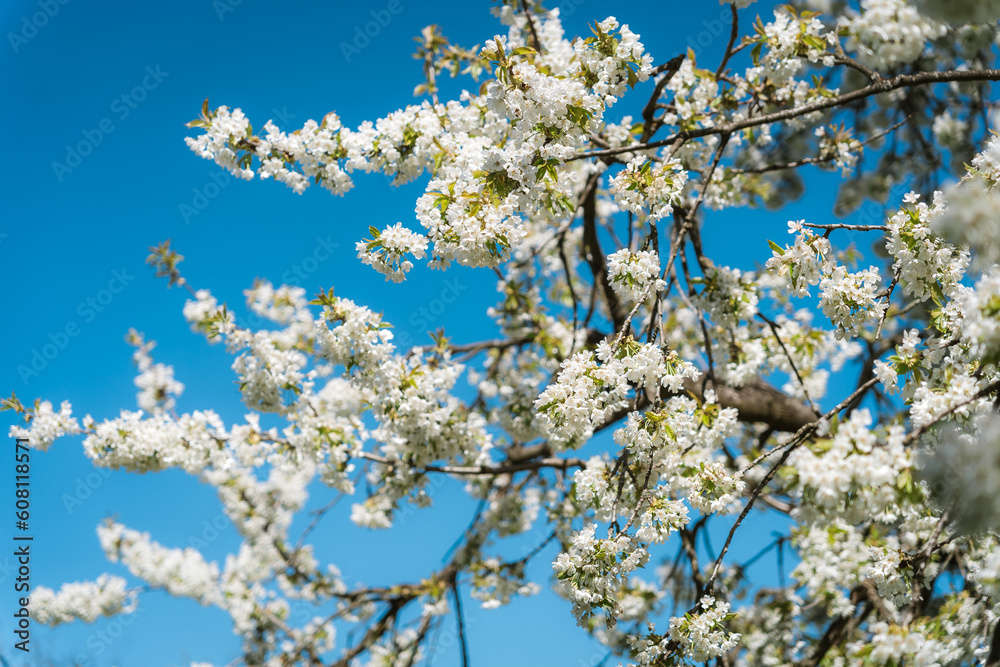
[31,575,136,626]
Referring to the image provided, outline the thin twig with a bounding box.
[518,0,542,53]
[572,68,1000,162]
[758,313,820,416]
[715,5,739,79]
[451,582,470,667]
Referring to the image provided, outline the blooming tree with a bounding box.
[12,0,1000,664]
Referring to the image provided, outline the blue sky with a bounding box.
[0,0,868,664]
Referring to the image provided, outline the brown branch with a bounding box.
[691,376,820,433]
[572,68,1000,161]
[730,113,913,176]
[518,0,542,53]
[641,53,686,142]
[803,222,887,232]
[449,334,535,357]
[451,582,470,667]
[902,512,948,627]
[715,5,740,79]
[558,229,581,354]
[797,582,887,667]
[743,377,880,473]
[331,597,408,667]
[987,618,1000,667]
[679,523,707,599]
[352,449,585,476]
[580,173,627,329]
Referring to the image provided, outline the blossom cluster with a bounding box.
[840,0,945,70]
[607,249,664,303]
[608,158,687,221]
[30,574,136,626]
[13,2,1000,666]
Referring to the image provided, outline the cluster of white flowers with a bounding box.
[865,546,910,605]
[875,328,923,398]
[765,221,832,297]
[932,112,967,151]
[31,574,136,626]
[571,457,614,518]
[535,339,699,447]
[694,260,759,328]
[959,269,1000,364]
[885,192,969,303]
[23,4,1000,665]
[82,408,227,474]
[790,409,909,523]
[231,333,310,413]
[635,491,689,543]
[184,11,660,277]
[971,127,1000,186]
[841,0,945,70]
[356,222,430,283]
[666,596,741,662]
[98,522,222,605]
[611,395,737,467]
[972,542,1000,598]
[9,400,80,450]
[792,520,869,616]
[244,282,313,327]
[469,558,541,609]
[607,249,664,303]
[661,56,720,132]
[818,265,885,339]
[532,351,620,446]
[182,288,220,334]
[183,106,256,181]
[815,126,861,176]
[750,7,835,92]
[678,460,746,515]
[852,620,956,666]
[128,330,184,414]
[609,158,687,221]
[909,371,981,430]
[553,523,647,625]
[574,17,655,104]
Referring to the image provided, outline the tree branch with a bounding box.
[572,68,1000,161]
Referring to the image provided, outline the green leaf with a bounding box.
[768,240,785,255]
